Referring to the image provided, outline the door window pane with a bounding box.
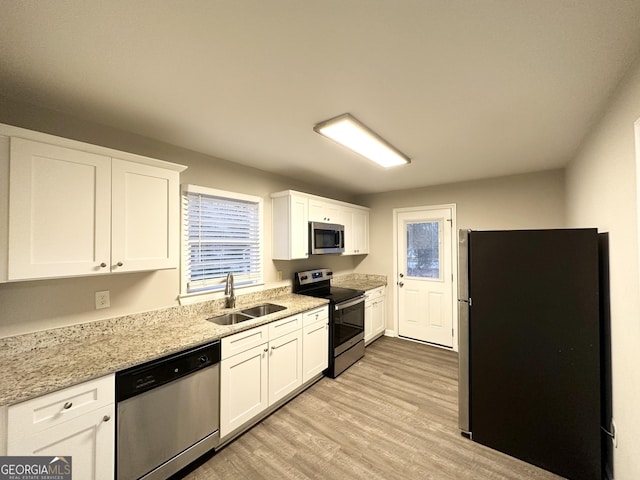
[406,221,441,279]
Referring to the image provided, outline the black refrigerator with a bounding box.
[458,229,603,480]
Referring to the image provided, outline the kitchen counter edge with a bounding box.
[0,293,328,406]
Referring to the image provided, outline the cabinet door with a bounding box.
[352,209,369,254]
[302,320,328,382]
[364,300,374,343]
[268,329,303,405]
[220,343,268,438]
[290,194,309,259]
[8,404,114,480]
[310,200,344,224]
[373,298,386,337]
[343,208,369,255]
[272,193,308,260]
[111,159,179,272]
[8,138,111,280]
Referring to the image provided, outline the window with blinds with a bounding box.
[182,185,263,295]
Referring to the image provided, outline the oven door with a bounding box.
[333,295,365,356]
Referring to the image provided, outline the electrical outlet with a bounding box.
[276,271,283,281]
[95,290,110,310]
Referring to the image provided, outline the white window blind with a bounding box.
[182,185,263,294]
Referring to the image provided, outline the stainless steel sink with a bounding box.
[207,312,254,325]
[240,303,286,317]
[207,303,286,325]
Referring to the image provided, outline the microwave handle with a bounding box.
[335,230,342,247]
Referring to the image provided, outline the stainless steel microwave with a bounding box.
[309,221,345,254]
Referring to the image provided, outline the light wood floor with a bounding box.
[179,336,564,480]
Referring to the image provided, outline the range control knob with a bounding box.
[199,355,208,364]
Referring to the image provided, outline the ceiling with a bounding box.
[1,1,640,196]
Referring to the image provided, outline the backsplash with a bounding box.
[0,285,291,354]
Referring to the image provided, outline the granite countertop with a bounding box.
[0,290,328,406]
[332,273,387,292]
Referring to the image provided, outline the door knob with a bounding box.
[398,282,404,287]
[399,273,404,278]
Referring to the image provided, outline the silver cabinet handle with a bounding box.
[103,415,111,422]
[99,263,107,268]
[63,402,73,410]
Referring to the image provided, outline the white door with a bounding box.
[397,207,454,347]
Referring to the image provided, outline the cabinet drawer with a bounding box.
[366,286,385,299]
[302,306,329,327]
[268,314,302,340]
[7,374,114,440]
[222,324,269,359]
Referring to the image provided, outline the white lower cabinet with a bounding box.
[365,286,386,345]
[268,329,303,405]
[220,342,269,438]
[302,307,329,382]
[220,308,327,440]
[5,374,115,480]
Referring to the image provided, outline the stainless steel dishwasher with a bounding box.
[116,341,221,480]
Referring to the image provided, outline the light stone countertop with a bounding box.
[332,273,387,292]
[0,290,328,406]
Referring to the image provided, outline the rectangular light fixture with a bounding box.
[313,113,410,168]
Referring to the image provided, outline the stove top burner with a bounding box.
[293,268,364,304]
[301,285,364,304]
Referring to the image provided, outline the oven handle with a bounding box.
[335,295,366,311]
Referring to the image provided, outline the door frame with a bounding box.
[392,203,458,351]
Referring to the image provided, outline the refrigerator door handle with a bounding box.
[457,229,471,436]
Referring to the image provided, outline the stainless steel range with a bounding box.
[294,269,365,377]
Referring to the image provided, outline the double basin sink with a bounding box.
[207,303,287,326]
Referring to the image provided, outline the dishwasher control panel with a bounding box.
[116,340,221,402]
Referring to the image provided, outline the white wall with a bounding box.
[565,56,640,480]
[354,169,566,337]
[0,97,359,337]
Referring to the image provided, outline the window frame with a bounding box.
[180,184,264,303]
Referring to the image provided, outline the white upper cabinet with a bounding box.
[308,199,343,224]
[343,207,369,255]
[271,190,369,260]
[2,126,186,282]
[8,138,112,280]
[111,159,178,273]
[271,191,309,260]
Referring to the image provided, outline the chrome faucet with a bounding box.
[224,272,236,308]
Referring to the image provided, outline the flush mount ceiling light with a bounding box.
[313,113,411,168]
